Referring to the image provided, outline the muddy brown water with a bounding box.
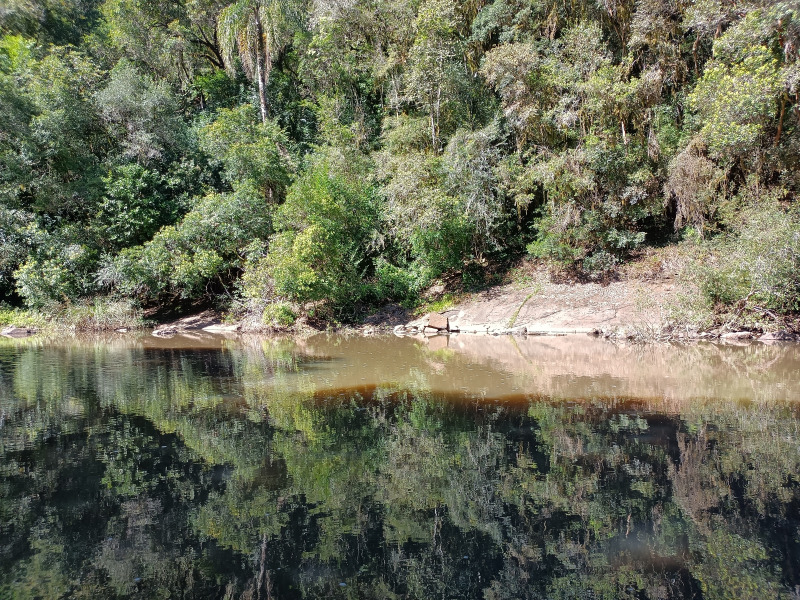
[1,333,799,598]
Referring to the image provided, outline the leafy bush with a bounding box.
[94,164,178,250]
[262,302,296,327]
[693,191,800,313]
[266,151,377,307]
[198,104,293,196]
[111,184,272,301]
[373,258,416,304]
[15,244,97,308]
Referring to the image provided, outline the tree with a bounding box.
[217,0,303,123]
[405,0,466,151]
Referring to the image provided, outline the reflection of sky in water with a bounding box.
[0,334,798,599]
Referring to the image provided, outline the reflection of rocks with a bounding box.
[283,333,800,404]
[426,334,449,352]
[1,326,38,338]
[438,334,800,403]
[396,312,533,337]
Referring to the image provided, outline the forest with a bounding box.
[1,0,798,326]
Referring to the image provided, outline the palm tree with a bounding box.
[217,0,295,123]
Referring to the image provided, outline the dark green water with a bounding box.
[1,333,799,599]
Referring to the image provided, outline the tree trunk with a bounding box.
[775,93,787,146]
[253,5,269,123]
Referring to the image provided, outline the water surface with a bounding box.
[1,333,799,599]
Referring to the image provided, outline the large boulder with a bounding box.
[426,312,449,331]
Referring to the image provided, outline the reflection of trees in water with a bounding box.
[0,342,798,598]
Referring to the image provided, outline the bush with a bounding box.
[373,258,416,303]
[266,151,377,307]
[693,191,800,314]
[112,184,272,301]
[15,244,97,308]
[262,302,296,327]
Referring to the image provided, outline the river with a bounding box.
[1,333,798,599]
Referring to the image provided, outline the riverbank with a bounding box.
[141,257,798,343]
[3,254,798,342]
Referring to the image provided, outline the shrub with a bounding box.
[262,302,296,327]
[373,258,416,303]
[112,184,272,301]
[266,151,377,307]
[15,244,97,308]
[692,190,800,314]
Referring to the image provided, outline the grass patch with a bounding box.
[414,293,461,316]
[56,299,147,331]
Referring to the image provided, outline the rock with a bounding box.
[511,326,527,335]
[721,331,752,340]
[152,327,177,338]
[1,326,37,338]
[115,328,129,333]
[423,326,439,334]
[759,330,798,341]
[426,312,449,331]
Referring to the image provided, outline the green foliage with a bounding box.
[192,69,247,111]
[198,104,293,195]
[0,0,798,319]
[94,164,177,250]
[262,301,296,327]
[56,297,146,331]
[96,59,188,164]
[373,258,417,303]
[693,189,800,313]
[266,152,377,306]
[111,184,272,300]
[15,243,97,308]
[0,306,47,328]
[690,45,783,161]
[0,37,106,216]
